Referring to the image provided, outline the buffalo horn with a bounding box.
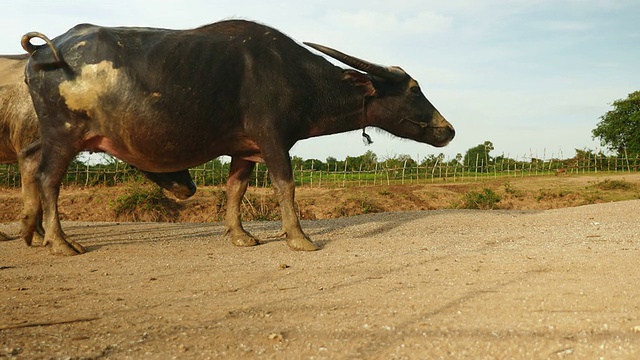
[304,42,407,82]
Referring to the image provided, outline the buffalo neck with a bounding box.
[302,73,370,139]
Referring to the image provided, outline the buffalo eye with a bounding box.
[409,86,422,97]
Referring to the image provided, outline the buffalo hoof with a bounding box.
[25,232,45,247]
[287,237,320,251]
[48,238,86,256]
[0,231,19,241]
[230,233,259,247]
[20,232,35,246]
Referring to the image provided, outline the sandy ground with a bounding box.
[1,199,640,359]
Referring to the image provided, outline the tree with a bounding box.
[342,151,381,171]
[325,156,338,171]
[361,150,378,169]
[463,141,494,172]
[303,159,324,170]
[396,154,416,168]
[381,154,416,169]
[291,155,304,170]
[592,91,640,156]
[420,153,446,167]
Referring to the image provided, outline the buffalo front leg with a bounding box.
[225,158,258,247]
[266,156,319,251]
[37,148,85,255]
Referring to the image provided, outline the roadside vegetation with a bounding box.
[3,173,638,224]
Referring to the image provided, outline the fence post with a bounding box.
[385,161,390,186]
[586,154,591,174]
[256,165,259,187]
[374,162,378,186]
[475,154,479,181]
[452,161,457,182]
[626,149,631,172]
[343,159,348,187]
[444,161,449,182]
[310,159,314,188]
[431,158,439,183]
[209,160,213,186]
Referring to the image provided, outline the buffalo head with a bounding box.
[304,42,455,148]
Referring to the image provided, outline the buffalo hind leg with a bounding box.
[18,141,44,246]
[37,146,85,255]
[225,158,259,247]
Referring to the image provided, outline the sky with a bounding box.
[2,0,639,163]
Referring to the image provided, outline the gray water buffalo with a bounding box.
[0,54,196,244]
[0,54,41,242]
[21,19,455,255]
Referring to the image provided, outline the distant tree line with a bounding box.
[2,144,634,189]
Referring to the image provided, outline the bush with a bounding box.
[241,193,280,221]
[536,189,570,201]
[594,179,635,191]
[110,183,177,221]
[503,182,523,197]
[462,188,501,210]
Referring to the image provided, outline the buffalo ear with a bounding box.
[342,70,377,97]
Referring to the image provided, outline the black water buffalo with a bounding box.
[21,19,455,255]
[0,54,197,243]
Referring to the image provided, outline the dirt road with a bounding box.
[1,200,640,359]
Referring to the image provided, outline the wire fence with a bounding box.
[2,152,639,189]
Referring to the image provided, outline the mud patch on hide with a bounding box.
[58,60,123,114]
